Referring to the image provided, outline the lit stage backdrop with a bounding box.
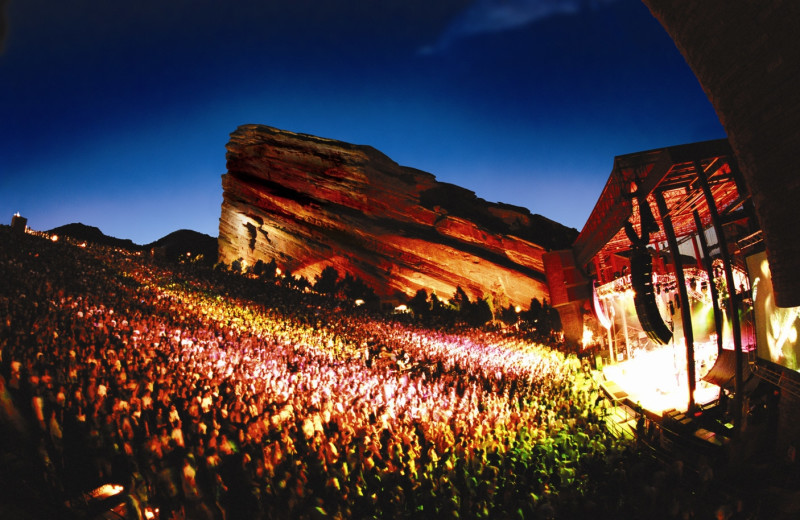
[747,250,800,372]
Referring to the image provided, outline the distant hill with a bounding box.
[147,229,218,264]
[48,223,141,251]
[47,223,218,264]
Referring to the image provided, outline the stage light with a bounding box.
[592,281,612,330]
[582,326,594,346]
[87,483,124,500]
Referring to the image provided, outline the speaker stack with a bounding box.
[631,251,673,345]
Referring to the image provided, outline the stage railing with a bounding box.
[601,395,637,440]
[747,349,800,398]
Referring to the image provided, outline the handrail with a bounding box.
[751,361,800,399]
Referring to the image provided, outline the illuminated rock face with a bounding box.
[219,124,577,307]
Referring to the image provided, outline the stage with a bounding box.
[600,341,721,416]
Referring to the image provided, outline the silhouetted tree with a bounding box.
[231,258,244,273]
[520,297,562,340]
[484,294,496,322]
[541,299,562,337]
[430,292,445,314]
[314,266,340,295]
[337,272,380,309]
[452,286,470,312]
[499,305,519,326]
[336,272,360,299]
[523,297,543,325]
[408,289,430,318]
[282,270,310,291]
[429,292,456,325]
[467,299,493,327]
[252,258,278,279]
[252,259,265,276]
[293,275,310,291]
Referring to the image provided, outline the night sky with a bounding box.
[0,0,725,245]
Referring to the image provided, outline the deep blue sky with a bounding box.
[0,0,724,245]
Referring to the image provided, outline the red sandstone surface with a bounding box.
[219,124,576,307]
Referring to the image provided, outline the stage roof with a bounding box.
[573,139,748,273]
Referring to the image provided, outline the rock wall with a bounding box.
[219,124,577,307]
[642,0,800,306]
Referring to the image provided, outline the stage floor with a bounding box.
[602,343,720,416]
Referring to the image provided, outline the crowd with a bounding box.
[0,227,758,519]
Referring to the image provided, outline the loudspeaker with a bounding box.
[630,251,673,345]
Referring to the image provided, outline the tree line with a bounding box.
[222,259,562,338]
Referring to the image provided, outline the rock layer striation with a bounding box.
[219,124,577,307]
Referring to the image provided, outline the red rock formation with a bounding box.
[219,124,576,307]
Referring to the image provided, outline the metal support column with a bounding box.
[693,209,724,355]
[695,160,744,436]
[621,302,630,360]
[655,190,697,412]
